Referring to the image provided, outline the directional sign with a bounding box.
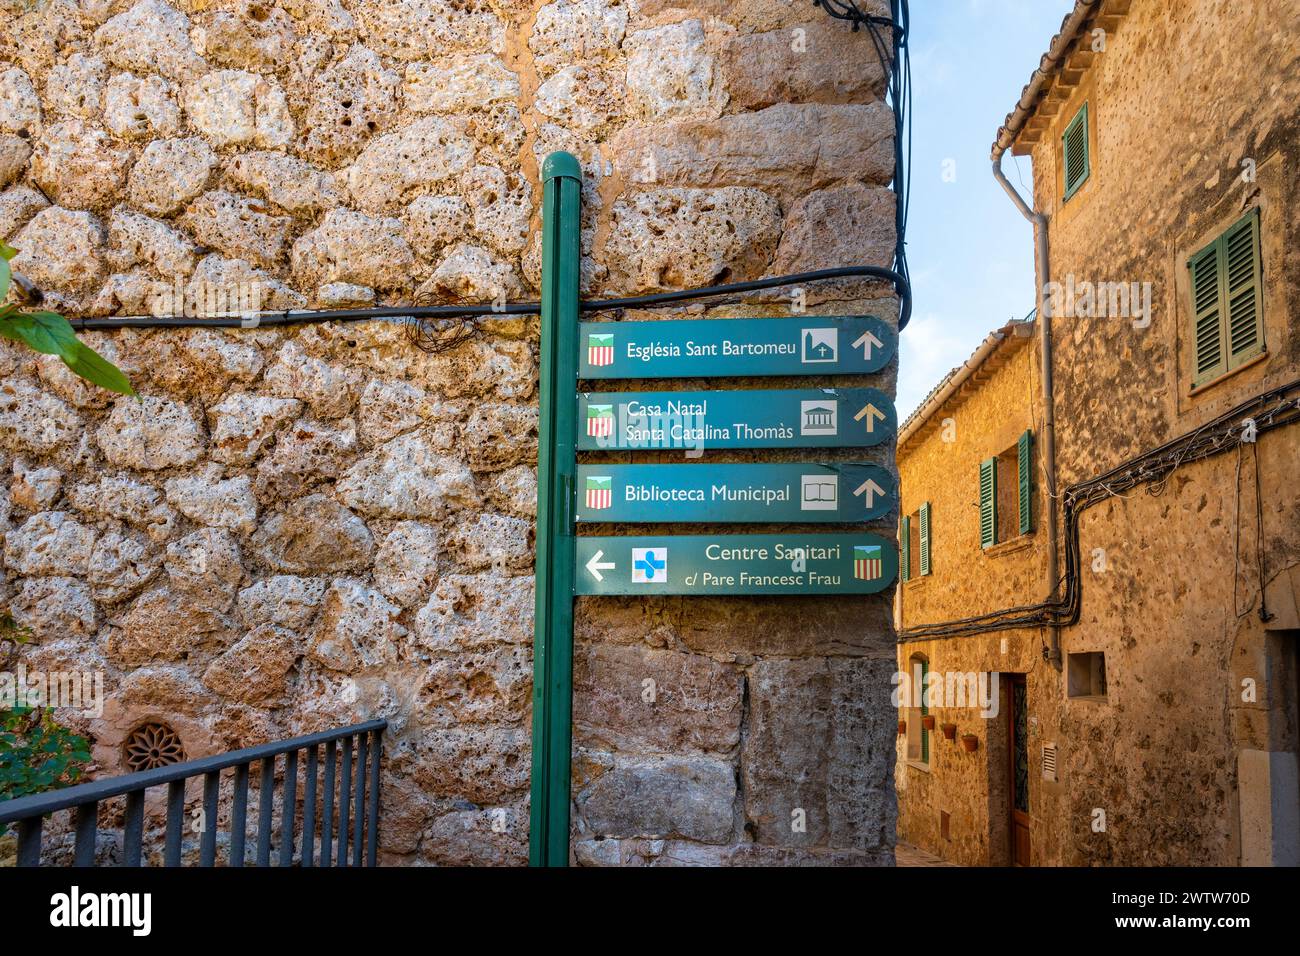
[579,315,895,378]
[575,533,898,595]
[574,463,894,523]
[577,388,896,450]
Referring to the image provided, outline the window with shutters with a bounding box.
[982,431,1035,551]
[901,505,930,582]
[906,654,931,769]
[1188,209,1265,390]
[1062,102,1090,201]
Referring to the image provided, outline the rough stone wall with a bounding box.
[894,335,1044,867]
[0,0,899,864]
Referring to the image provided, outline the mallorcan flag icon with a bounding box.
[588,333,614,367]
[854,544,883,581]
[587,404,614,438]
[585,476,613,510]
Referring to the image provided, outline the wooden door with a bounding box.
[1008,675,1031,866]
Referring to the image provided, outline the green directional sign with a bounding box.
[575,462,894,523]
[576,388,895,450]
[579,315,895,378]
[574,533,898,595]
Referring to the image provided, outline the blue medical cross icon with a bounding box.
[633,548,667,582]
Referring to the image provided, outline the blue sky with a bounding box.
[897,0,1075,416]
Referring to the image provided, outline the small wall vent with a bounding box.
[1041,742,1058,781]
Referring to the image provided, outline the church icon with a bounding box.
[801,328,838,364]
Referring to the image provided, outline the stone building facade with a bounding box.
[898,0,1300,866]
[0,0,901,864]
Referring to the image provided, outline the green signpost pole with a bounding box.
[529,152,582,867]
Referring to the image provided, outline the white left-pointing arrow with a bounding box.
[852,330,884,360]
[853,478,886,507]
[586,550,616,581]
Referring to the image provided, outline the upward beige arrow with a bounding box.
[854,403,887,432]
[853,478,886,507]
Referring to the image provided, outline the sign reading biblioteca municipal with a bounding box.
[578,387,896,450]
[579,315,895,378]
[575,462,894,523]
[575,533,897,596]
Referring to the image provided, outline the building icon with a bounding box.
[800,400,838,436]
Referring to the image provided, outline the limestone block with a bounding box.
[719,20,887,109]
[10,461,62,511]
[445,512,531,571]
[67,475,176,541]
[164,468,258,533]
[88,530,161,603]
[0,380,82,455]
[462,165,531,256]
[184,254,305,314]
[424,244,520,302]
[127,137,217,217]
[203,623,300,706]
[403,55,519,114]
[223,151,341,215]
[4,511,96,576]
[0,135,30,190]
[612,102,896,200]
[576,755,735,844]
[412,571,533,652]
[404,194,470,261]
[529,0,627,75]
[771,181,896,274]
[574,644,743,754]
[237,575,327,631]
[107,586,235,666]
[743,657,896,849]
[96,396,205,470]
[183,71,293,148]
[253,418,357,499]
[603,186,781,292]
[163,527,243,607]
[11,576,97,640]
[461,402,538,469]
[625,20,725,122]
[423,802,528,866]
[251,493,374,574]
[190,3,298,73]
[299,45,401,164]
[108,207,196,278]
[186,190,292,268]
[103,73,180,140]
[314,282,374,307]
[372,521,440,608]
[336,432,477,520]
[307,577,405,672]
[534,65,621,134]
[0,186,48,239]
[10,207,106,297]
[351,0,503,62]
[206,392,301,465]
[346,117,476,213]
[420,644,531,725]
[44,54,106,119]
[0,68,42,134]
[396,724,530,804]
[93,0,207,82]
[486,464,536,517]
[357,379,437,446]
[290,208,416,291]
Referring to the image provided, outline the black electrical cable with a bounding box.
[899,378,1300,642]
[69,266,911,332]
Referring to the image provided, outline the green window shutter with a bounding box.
[1189,240,1226,386]
[1062,103,1090,201]
[900,514,911,582]
[919,502,931,576]
[979,457,997,549]
[1018,430,1033,536]
[920,659,929,763]
[1223,209,1264,369]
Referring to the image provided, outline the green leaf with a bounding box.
[0,242,16,261]
[0,310,79,356]
[61,336,136,396]
[0,250,9,303]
